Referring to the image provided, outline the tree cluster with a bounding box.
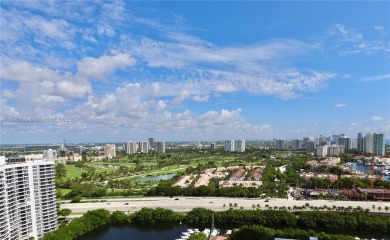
[230,225,355,240]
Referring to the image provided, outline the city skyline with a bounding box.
[1,1,390,144]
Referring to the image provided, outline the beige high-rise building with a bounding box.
[138,141,149,153]
[155,141,165,153]
[104,144,116,158]
[125,141,137,154]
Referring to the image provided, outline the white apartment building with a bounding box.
[43,149,57,158]
[104,144,116,158]
[224,140,245,152]
[138,141,149,153]
[316,144,345,157]
[316,145,328,157]
[155,141,166,153]
[234,140,246,152]
[224,140,235,152]
[0,157,57,240]
[125,141,137,154]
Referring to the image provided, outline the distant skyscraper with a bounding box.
[275,140,286,150]
[155,141,165,153]
[224,140,235,152]
[210,143,217,150]
[0,157,57,240]
[302,137,312,147]
[139,141,149,153]
[328,144,345,155]
[148,138,154,149]
[125,141,137,154]
[358,133,362,139]
[306,141,316,150]
[234,140,246,152]
[364,132,374,154]
[291,139,303,150]
[338,136,352,150]
[331,135,339,145]
[316,145,328,157]
[357,136,365,153]
[104,144,116,158]
[373,133,385,156]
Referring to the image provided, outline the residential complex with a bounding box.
[0,157,57,240]
[155,141,166,153]
[104,144,116,158]
[125,141,137,154]
[138,141,149,153]
[224,140,246,152]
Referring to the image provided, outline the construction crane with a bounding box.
[370,153,375,189]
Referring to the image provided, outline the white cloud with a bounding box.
[335,103,347,108]
[332,23,390,55]
[360,74,390,82]
[56,81,92,98]
[192,95,210,102]
[374,25,385,34]
[77,53,136,79]
[370,116,384,121]
[343,74,351,79]
[1,60,61,83]
[215,84,237,93]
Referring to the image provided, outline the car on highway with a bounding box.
[174,198,179,200]
[124,203,129,205]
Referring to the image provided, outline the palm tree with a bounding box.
[385,206,389,214]
[378,206,382,213]
[252,204,256,211]
[372,205,376,212]
[234,203,238,208]
[223,204,226,208]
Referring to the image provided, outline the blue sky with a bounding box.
[1,1,389,144]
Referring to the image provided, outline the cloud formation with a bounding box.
[335,103,347,108]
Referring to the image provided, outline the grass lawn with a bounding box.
[65,165,83,179]
[57,188,71,196]
[94,167,117,173]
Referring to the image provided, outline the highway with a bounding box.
[61,196,390,214]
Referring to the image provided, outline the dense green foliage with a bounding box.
[41,209,111,240]
[130,207,183,224]
[297,211,390,232]
[185,208,390,233]
[230,225,355,240]
[42,207,389,240]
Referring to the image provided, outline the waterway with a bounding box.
[77,223,390,240]
[134,173,176,182]
[350,162,390,181]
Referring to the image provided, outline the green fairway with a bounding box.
[57,188,71,196]
[65,165,83,179]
